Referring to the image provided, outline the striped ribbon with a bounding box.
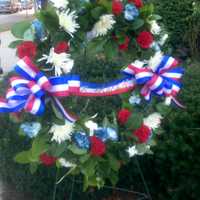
[0,55,184,122]
[0,57,135,122]
[123,55,184,105]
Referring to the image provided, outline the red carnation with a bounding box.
[136,31,154,49]
[112,0,124,16]
[128,0,143,8]
[133,124,151,143]
[90,136,106,157]
[17,41,37,59]
[119,36,130,51]
[40,153,57,166]
[117,109,132,125]
[54,41,69,54]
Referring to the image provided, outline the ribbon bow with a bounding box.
[123,55,184,105]
[0,57,78,122]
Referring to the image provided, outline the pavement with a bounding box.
[0,9,35,75]
[0,10,34,200]
[0,9,34,32]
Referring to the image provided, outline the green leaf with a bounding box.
[150,14,162,21]
[30,163,38,174]
[68,144,87,155]
[8,40,23,48]
[98,0,112,12]
[126,113,143,130]
[30,136,49,161]
[104,41,118,60]
[23,29,34,41]
[156,103,171,116]
[80,154,90,163]
[37,6,59,34]
[109,170,119,186]
[14,151,31,164]
[132,19,145,30]
[11,21,31,38]
[91,6,105,20]
[81,158,97,178]
[107,153,120,172]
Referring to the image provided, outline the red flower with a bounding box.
[136,31,154,49]
[90,136,106,157]
[17,41,37,59]
[128,0,143,8]
[54,41,69,54]
[117,109,132,125]
[133,124,151,143]
[119,36,130,51]
[40,153,57,166]
[112,0,124,16]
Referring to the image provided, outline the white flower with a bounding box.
[143,113,163,130]
[50,0,69,9]
[92,14,116,37]
[148,51,163,72]
[59,158,76,168]
[165,97,172,106]
[127,146,138,158]
[84,120,98,136]
[150,20,161,35]
[59,10,80,37]
[131,60,145,68]
[159,33,168,46]
[49,121,74,144]
[129,94,141,105]
[39,48,74,76]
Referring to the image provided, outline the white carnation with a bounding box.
[143,113,163,130]
[59,158,76,168]
[59,10,80,37]
[39,48,74,76]
[50,0,69,9]
[49,121,74,144]
[150,20,161,35]
[148,51,163,72]
[85,120,98,136]
[127,146,138,158]
[92,14,116,37]
[159,33,169,46]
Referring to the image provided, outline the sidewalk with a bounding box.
[0,31,18,74]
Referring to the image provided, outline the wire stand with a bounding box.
[53,156,152,200]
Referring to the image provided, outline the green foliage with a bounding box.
[152,0,197,56]
[11,21,31,39]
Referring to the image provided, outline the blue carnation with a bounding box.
[20,122,41,138]
[73,132,90,150]
[95,127,118,142]
[31,19,45,41]
[124,4,139,21]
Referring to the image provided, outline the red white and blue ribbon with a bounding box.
[0,55,184,121]
[0,57,135,122]
[123,55,184,106]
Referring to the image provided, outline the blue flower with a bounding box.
[31,19,45,41]
[124,4,139,21]
[20,122,41,138]
[73,132,90,150]
[95,127,118,142]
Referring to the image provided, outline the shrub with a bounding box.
[152,0,194,56]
